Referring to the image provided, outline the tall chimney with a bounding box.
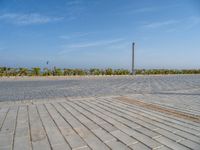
[132,42,135,75]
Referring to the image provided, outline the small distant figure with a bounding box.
[46,61,49,65]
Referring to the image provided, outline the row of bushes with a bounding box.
[0,67,200,76]
[0,67,130,76]
[136,69,200,75]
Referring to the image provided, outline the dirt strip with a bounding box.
[116,96,200,123]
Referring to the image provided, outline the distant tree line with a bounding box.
[0,67,200,76]
[135,69,200,75]
[0,67,130,76]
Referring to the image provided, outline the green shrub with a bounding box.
[64,69,74,76]
[18,68,29,76]
[73,69,86,76]
[0,67,200,76]
[52,67,63,76]
[105,68,113,75]
[43,68,52,76]
[32,67,41,76]
[90,68,101,75]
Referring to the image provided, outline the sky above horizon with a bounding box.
[0,0,200,69]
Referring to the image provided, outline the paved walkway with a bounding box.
[1,96,200,150]
[1,75,200,102]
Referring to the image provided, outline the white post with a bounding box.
[132,42,135,75]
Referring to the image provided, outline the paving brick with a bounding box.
[174,130,200,144]
[62,102,100,130]
[83,133,110,150]
[37,105,70,148]
[28,105,51,150]
[98,122,118,132]
[13,136,30,150]
[13,106,31,150]
[70,101,118,133]
[106,140,131,150]
[178,139,200,150]
[0,133,13,148]
[45,103,87,150]
[76,147,91,150]
[65,134,88,150]
[156,146,171,150]
[53,103,110,150]
[0,107,9,129]
[154,128,184,142]
[105,98,199,142]
[110,130,138,146]
[32,140,51,150]
[156,136,190,150]
[129,142,151,150]
[0,106,18,134]
[80,101,163,149]
[96,99,159,130]
[128,129,163,149]
[92,128,116,143]
[0,146,12,150]
[51,143,71,150]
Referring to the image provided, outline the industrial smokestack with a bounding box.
[132,42,135,75]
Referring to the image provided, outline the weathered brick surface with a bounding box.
[0,96,200,149]
[0,75,200,149]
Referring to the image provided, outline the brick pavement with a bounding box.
[0,96,200,150]
[0,75,200,102]
[0,75,200,150]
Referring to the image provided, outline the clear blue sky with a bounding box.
[0,0,200,69]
